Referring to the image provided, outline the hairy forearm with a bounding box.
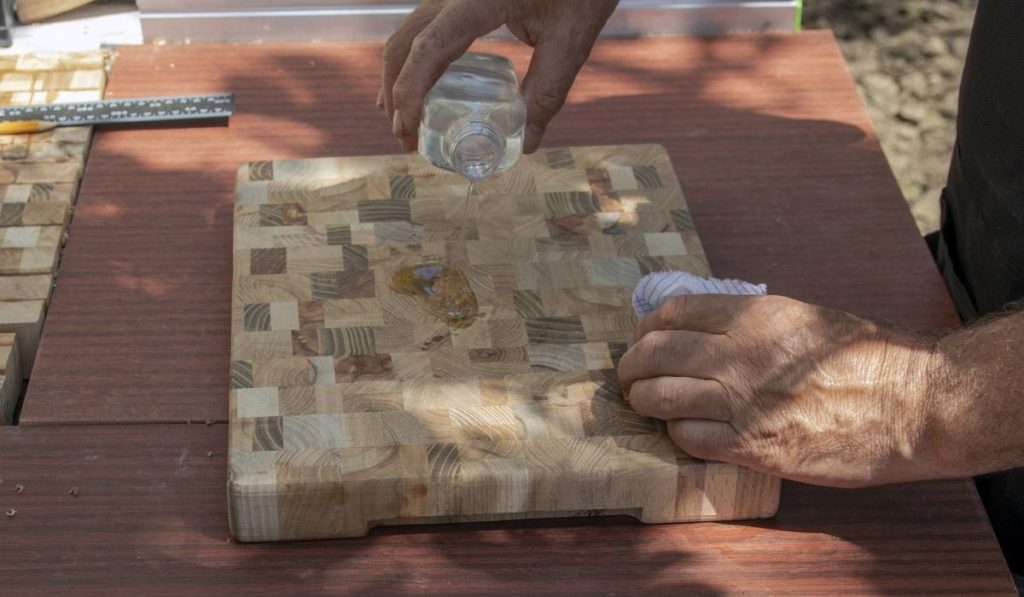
[922,307,1024,478]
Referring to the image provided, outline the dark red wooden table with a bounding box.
[0,32,1014,593]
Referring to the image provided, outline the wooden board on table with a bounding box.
[229,144,780,542]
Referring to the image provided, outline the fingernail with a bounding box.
[393,110,412,151]
[376,88,384,110]
[392,109,404,138]
[524,123,545,154]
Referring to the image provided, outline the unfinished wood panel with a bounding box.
[0,51,105,381]
[0,51,104,201]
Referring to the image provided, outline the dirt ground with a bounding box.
[803,0,979,234]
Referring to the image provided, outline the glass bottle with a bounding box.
[418,52,526,181]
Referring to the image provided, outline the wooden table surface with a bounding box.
[1,32,1014,592]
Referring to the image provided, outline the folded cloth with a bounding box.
[632,271,767,317]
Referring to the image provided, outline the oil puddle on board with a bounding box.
[390,263,479,328]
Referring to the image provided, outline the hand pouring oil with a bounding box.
[391,52,526,326]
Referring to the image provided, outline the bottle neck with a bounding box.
[444,118,505,182]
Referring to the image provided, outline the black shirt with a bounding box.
[934,0,1024,575]
[937,0,1024,320]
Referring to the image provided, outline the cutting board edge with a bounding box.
[226,462,782,543]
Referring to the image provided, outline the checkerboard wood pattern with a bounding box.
[0,52,105,384]
[229,144,780,542]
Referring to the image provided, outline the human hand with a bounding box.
[380,0,619,152]
[617,294,944,488]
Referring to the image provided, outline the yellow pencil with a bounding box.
[0,120,57,135]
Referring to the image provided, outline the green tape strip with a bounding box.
[795,0,804,31]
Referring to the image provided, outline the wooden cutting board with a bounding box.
[228,144,780,542]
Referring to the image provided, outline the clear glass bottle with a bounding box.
[418,52,526,181]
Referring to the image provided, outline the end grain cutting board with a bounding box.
[228,144,780,542]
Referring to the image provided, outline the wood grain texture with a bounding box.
[0,333,21,424]
[229,144,778,541]
[0,424,1014,593]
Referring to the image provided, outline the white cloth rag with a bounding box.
[632,271,768,317]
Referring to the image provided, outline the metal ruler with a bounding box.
[0,92,235,126]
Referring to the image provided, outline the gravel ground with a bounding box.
[803,0,978,234]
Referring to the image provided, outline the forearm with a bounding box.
[922,308,1024,478]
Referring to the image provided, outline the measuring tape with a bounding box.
[0,92,235,127]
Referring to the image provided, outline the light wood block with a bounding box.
[0,274,53,302]
[228,145,780,542]
[0,333,21,424]
[0,300,45,376]
[0,202,69,227]
[0,183,76,205]
[0,226,64,276]
[0,246,59,274]
[0,225,62,248]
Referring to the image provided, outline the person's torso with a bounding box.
[938,0,1024,320]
